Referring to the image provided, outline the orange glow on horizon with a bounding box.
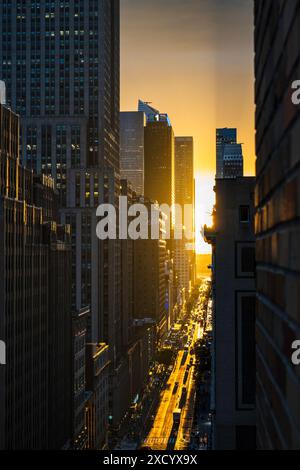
[121,0,255,254]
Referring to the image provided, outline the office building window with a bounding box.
[75,172,81,207]
[236,242,255,278]
[241,246,255,274]
[239,205,250,223]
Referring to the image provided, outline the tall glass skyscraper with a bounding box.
[138,99,159,119]
[0,103,72,449]
[216,128,240,178]
[0,1,121,445]
[144,112,175,208]
[0,0,120,200]
[175,137,194,208]
[174,137,195,292]
[0,0,121,340]
[120,111,145,196]
[222,143,244,178]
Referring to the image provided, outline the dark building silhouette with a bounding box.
[72,307,89,450]
[144,113,175,208]
[254,0,300,449]
[120,112,145,196]
[175,137,194,209]
[0,103,72,449]
[85,343,110,450]
[205,177,256,450]
[174,137,195,295]
[120,179,135,350]
[0,0,121,342]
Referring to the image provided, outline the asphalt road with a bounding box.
[144,316,202,450]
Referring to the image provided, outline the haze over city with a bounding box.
[121,0,255,252]
[1,0,299,456]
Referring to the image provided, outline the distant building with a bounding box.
[175,137,194,208]
[120,112,145,195]
[175,137,195,294]
[254,1,300,449]
[0,103,72,449]
[205,177,256,450]
[144,113,175,209]
[216,128,243,179]
[216,128,237,178]
[222,143,244,179]
[138,99,159,119]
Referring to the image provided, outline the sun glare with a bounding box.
[195,172,215,254]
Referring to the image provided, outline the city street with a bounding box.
[144,285,207,451]
[175,322,201,450]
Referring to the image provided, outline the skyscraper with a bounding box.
[144,113,175,208]
[138,99,159,119]
[222,143,244,179]
[0,0,121,445]
[0,1,120,188]
[175,137,194,208]
[0,103,72,449]
[254,1,300,449]
[1,0,121,337]
[175,137,194,294]
[120,111,145,195]
[216,128,243,179]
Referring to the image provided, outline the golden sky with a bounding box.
[120,0,255,252]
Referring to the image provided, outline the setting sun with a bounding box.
[195,172,215,254]
[121,0,255,255]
